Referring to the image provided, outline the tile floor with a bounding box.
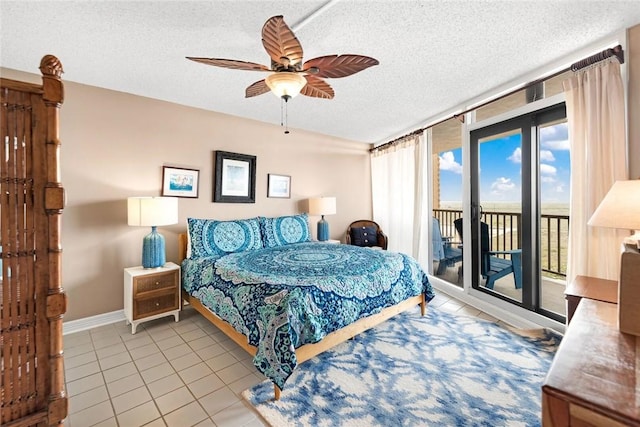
[63,291,507,427]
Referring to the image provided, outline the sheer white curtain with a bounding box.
[371,130,430,265]
[564,58,628,282]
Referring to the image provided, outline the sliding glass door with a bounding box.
[469,104,567,321]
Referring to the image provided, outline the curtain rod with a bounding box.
[371,44,624,153]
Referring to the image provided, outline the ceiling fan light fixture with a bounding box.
[265,72,306,98]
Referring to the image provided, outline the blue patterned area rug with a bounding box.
[242,306,561,427]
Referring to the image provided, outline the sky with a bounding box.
[439,122,570,205]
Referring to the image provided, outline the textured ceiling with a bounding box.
[2,1,639,144]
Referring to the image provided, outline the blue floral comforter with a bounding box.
[181,242,434,389]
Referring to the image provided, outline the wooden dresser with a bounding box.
[542,298,640,426]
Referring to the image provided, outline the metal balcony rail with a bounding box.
[433,209,569,277]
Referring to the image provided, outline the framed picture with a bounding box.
[213,151,256,203]
[267,174,291,198]
[161,166,199,198]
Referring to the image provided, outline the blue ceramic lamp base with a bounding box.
[317,216,330,241]
[142,226,166,268]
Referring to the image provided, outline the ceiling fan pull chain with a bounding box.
[284,96,290,134]
[280,95,290,134]
[280,96,284,128]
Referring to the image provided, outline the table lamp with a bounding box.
[308,197,336,241]
[128,196,178,268]
[588,180,640,335]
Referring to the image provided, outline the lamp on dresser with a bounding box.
[308,196,337,241]
[588,179,640,335]
[128,196,178,268]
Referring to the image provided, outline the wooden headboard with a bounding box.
[178,232,188,263]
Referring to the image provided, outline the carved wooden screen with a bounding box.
[1,56,67,426]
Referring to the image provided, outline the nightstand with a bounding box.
[564,275,617,324]
[124,262,181,334]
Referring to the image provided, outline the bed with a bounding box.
[179,215,434,400]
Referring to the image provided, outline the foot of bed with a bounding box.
[420,293,426,316]
[274,384,281,401]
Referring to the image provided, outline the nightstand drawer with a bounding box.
[133,270,178,294]
[133,292,179,320]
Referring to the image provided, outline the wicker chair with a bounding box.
[345,220,388,250]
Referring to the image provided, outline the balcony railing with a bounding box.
[433,208,569,277]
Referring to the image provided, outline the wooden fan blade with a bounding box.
[300,75,334,99]
[303,55,379,78]
[245,80,271,98]
[187,57,270,72]
[261,15,303,68]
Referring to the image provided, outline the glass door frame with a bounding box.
[467,103,567,321]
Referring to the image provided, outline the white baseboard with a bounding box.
[63,310,126,335]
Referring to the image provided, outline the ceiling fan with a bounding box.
[187,15,379,101]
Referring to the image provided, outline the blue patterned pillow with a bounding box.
[260,214,311,248]
[187,217,263,258]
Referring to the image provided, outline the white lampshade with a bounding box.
[308,197,337,216]
[128,197,178,227]
[588,180,640,244]
[265,72,307,98]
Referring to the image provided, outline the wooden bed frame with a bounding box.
[177,233,426,400]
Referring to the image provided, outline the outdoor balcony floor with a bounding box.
[434,262,566,317]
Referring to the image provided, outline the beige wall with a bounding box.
[1,67,373,321]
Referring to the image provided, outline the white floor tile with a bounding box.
[205,352,237,372]
[148,327,179,342]
[125,334,155,350]
[147,373,184,399]
[228,374,262,396]
[210,401,257,427]
[141,361,176,384]
[178,362,213,385]
[65,351,98,370]
[172,320,200,335]
[116,400,161,427]
[169,352,201,372]
[163,343,193,361]
[156,335,184,351]
[98,350,132,370]
[92,334,123,350]
[129,342,161,360]
[68,400,114,427]
[216,362,252,384]
[64,342,96,359]
[68,385,109,414]
[181,328,207,343]
[135,351,168,371]
[103,361,138,384]
[163,401,208,427]
[106,373,144,398]
[193,418,217,427]
[111,385,152,414]
[65,361,101,382]
[143,418,167,427]
[92,417,119,427]
[198,387,240,416]
[188,335,216,351]
[155,386,195,415]
[187,373,225,399]
[95,342,127,360]
[64,331,92,348]
[66,373,105,397]
[195,343,226,361]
